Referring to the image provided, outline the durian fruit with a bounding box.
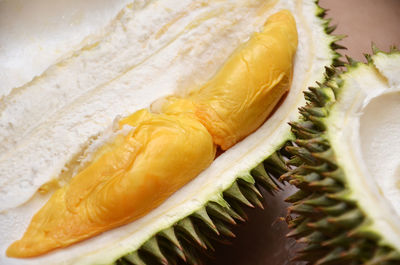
[0,0,342,264]
[6,10,297,258]
[283,48,400,265]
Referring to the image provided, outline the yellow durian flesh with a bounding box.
[7,10,297,258]
[188,10,297,150]
[7,110,216,258]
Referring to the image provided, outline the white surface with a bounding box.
[328,53,400,250]
[0,0,131,97]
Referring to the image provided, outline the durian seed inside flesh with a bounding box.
[7,10,297,258]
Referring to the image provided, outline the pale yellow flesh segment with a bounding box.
[188,10,297,150]
[7,110,215,257]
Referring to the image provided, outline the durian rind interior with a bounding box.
[284,50,400,264]
[0,0,339,264]
[328,52,400,249]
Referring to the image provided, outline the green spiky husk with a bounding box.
[114,149,287,265]
[109,1,346,264]
[282,46,400,265]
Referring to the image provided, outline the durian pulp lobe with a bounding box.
[6,10,297,258]
[187,9,297,150]
[7,111,216,258]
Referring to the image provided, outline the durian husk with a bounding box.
[113,2,345,264]
[282,46,400,265]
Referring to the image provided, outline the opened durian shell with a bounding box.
[0,0,343,264]
[283,47,400,265]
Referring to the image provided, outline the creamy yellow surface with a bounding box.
[188,11,297,150]
[7,111,216,257]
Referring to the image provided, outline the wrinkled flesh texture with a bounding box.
[164,10,297,150]
[7,10,297,257]
[7,111,216,258]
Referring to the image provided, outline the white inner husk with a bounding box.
[0,0,335,264]
[327,52,400,250]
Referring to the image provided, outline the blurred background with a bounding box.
[207,1,400,264]
[320,0,400,62]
